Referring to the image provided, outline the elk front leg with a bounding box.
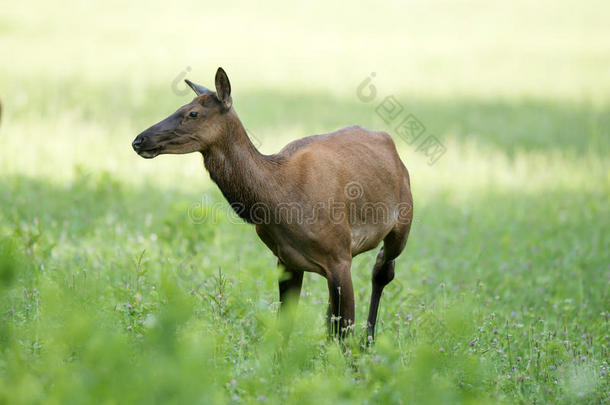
[326,260,355,339]
[277,264,304,342]
[278,263,304,310]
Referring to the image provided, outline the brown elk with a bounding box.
[132,68,413,340]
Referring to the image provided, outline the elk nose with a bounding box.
[132,136,144,151]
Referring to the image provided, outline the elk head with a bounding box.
[132,67,233,158]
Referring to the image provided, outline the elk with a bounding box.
[132,68,413,340]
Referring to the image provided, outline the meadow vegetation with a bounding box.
[0,1,608,403]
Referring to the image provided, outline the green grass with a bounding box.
[1,0,609,403]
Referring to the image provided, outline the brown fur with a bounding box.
[133,68,413,340]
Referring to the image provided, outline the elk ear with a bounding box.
[185,79,213,96]
[215,67,232,111]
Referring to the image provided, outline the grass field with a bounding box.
[1,1,609,403]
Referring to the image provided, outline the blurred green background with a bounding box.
[0,1,608,403]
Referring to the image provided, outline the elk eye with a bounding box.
[188,111,198,118]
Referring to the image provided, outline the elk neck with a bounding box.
[201,112,284,223]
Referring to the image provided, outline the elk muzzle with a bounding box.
[132,114,181,158]
[132,132,161,158]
